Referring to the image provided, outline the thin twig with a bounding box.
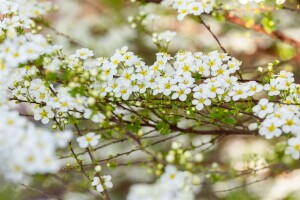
[199,16,227,53]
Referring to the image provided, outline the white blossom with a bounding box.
[77,132,101,148]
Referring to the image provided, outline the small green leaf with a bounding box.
[156,121,170,135]
[224,118,236,125]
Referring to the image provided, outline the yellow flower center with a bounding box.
[236,90,243,95]
[178,89,184,95]
[41,110,49,118]
[141,70,147,76]
[286,119,294,126]
[250,86,257,91]
[268,124,275,132]
[40,93,46,99]
[169,173,176,180]
[294,144,300,151]
[210,86,217,92]
[6,119,14,125]
[165,83,171,89]
[208,60,215,67]
[121,89,127,94]
[260,105,267,110]
[182,65,190,72]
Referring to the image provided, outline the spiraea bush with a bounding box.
[1,0,300,199]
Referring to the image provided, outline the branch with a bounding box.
[225,14,300,50]
[199,16,227,53]
[214,175,269,193]
[19,184,62,200]
[170,126,257,136]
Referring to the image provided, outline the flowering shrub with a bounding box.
[1,0,300,199]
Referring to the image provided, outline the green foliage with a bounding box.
[224,117,237,125]
[224,190,259,200]
[210,107,237,125]
[261,12,276,33]
[0,184,19,200]
[126,120,141,134]
[156,121,171,135]
[276,43,297,60]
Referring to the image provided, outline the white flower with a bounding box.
[110,53,124,66]
[0,1,19,15]
[192,97,211,111]
[114,86,133,100]
[276,0,285,4]
[160,165,186,189]
[187,2,204,15]
[286,137,300,159]
[252,98,274,118]
[227,58,241,74]
[33,106,55,124]
[75,48,94,60]
[229,84,250,101]
[203,82,224,99]
[196,61,210,77]
[163,0,213,20]
[177,4,189,21]
[123,52,138,66]
[247,81,263,96]
[259,119,282,139]
[153,31,177,47]
[264,79,281,96]
[282,115,300,134]
[54,130,73,148]
[76,132,100,148]
[12,85,26,100]
[120,67,136,86]
[171,85,191,101]
[91,176,113,193]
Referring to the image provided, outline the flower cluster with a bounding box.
[161,0,213,20]
[84,47,266,113]
[0,0,52,30]
[0,0,57,110]
[286,137,300,159]
[12,43,283,130]
[127,165,201,200]
[0,63,11,106]
[152,31,176,49]
[249,68,300,160]
[0,0,76,182]
[10,72,99,125]
[250,69,300,148]
[0,33,55,68]
[263,70,294,97]
[91,176,113,193]
[252,98,300,158]
[0,106,72,182]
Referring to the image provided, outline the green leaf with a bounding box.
[224,118,236,125]
[126,121,141,134]
[156,121,170,135]
[261,12,276,33]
